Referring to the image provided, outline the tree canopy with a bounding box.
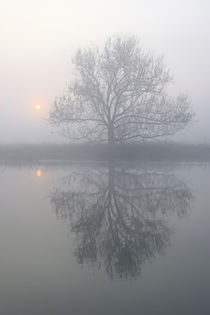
[50,35,193,144]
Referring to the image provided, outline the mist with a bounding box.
[1,2,210,315]
[1,0,210,144]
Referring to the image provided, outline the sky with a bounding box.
[0,0,210,143]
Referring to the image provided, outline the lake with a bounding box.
[0,162,210,315]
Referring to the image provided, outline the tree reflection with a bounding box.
[50,163,193,279]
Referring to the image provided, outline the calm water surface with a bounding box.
[0,162,210,315]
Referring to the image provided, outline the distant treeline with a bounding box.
[1,143,210,163]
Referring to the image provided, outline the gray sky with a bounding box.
[1,0,210,143]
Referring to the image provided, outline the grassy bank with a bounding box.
[1,143,210,163]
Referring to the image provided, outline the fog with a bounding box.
[2,4,210,313]
[1,0,210,144]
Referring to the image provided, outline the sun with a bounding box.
[36,170,42,177]
[35,105,41,110]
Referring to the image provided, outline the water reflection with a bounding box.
[50,163,193,279]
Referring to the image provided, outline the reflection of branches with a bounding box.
[50,164,193,279]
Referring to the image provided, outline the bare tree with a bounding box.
[50,35,193,144]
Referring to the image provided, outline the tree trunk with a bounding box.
[108,123,115,145]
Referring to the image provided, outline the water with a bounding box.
[0,162,210,315]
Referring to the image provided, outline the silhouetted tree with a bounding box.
[50,35,193,144]
[50,164,193,279]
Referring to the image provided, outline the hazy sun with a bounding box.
[35,105,41,110]
[36,170,42,177]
